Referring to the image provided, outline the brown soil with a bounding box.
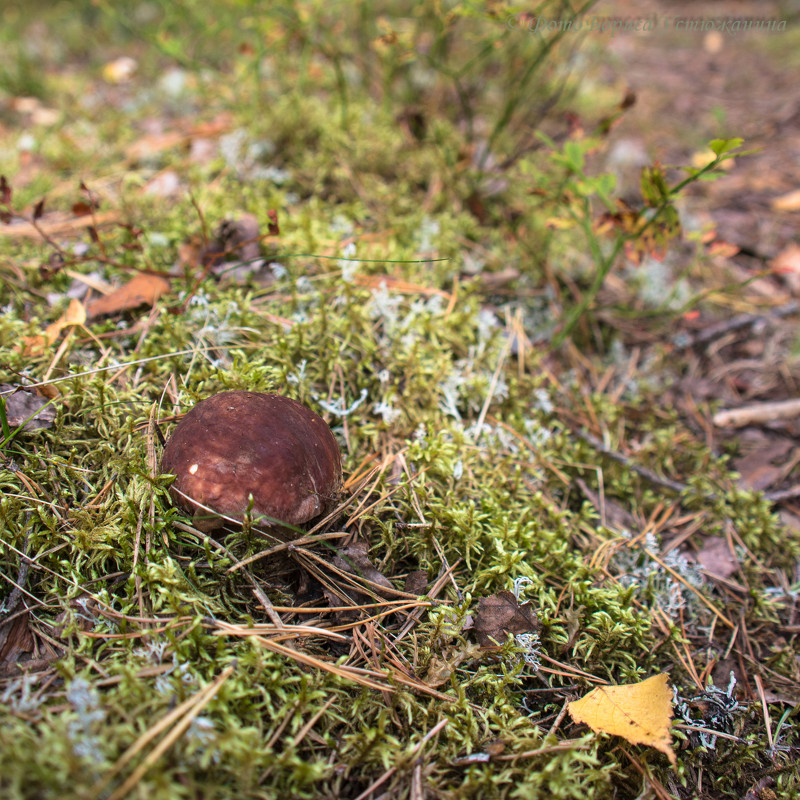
[599,0,800,255]
[584,0,800,500]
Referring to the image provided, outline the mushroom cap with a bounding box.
[161,391,342,531]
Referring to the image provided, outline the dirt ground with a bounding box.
[574,0,800,508]
[598,0,799,255]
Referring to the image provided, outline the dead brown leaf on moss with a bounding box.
[473,590,539,648]
[0,385,56,431]
[0,612,35,669]
[733,433,794,491]
[202,214,262,269]
[86,273,170,318]
[695,537,738,581]
[18,297,87,356]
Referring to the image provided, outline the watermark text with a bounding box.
[506,14,788,37]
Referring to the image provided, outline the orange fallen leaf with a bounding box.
[46,297,87,337]
[568,673,676,766]
[86,273,170,318]
[18,298,87,356]
[707,240,739,259]
[19,334,49,356]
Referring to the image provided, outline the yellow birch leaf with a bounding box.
[568,673,676,766]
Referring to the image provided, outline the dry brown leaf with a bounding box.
[19,334,49,356]
[86,273,170,318]
[124,113,232,161]
[403,570,429,596]
[332,541,394,594]
[352,273,450,298]
[0,612,35,666]
[707,240,739,259]
[46,297,87,337]
[568,673,676,766]
[202,214,262,268]
[733,433,793,490]
[473,590,539,648]
[695,537,738,580]
[0,385,56,431]
[18,298,87,356]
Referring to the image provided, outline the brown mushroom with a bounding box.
[161,391,342,533]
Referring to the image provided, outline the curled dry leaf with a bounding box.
[568,673,676,766]
[202,213,262,269]
[332,541,394,595]
[0,385,56,431]
[86,273,170,318]
[772,242,800,296]
[403,570,429,596]
[473,590,539,648]
[733,434,793,491]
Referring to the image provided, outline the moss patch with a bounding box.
[1,2,798,798]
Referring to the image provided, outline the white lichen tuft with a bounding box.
[66,677,106,762]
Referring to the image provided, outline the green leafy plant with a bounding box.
[532,135,751,345]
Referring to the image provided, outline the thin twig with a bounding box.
[572,428,692,497]
[680,301,798,349]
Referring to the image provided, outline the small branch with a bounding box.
[679,301,799,350]
[572,428,690,496]
[713,397,800,428]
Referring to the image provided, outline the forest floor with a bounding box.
[1,2,799,799]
